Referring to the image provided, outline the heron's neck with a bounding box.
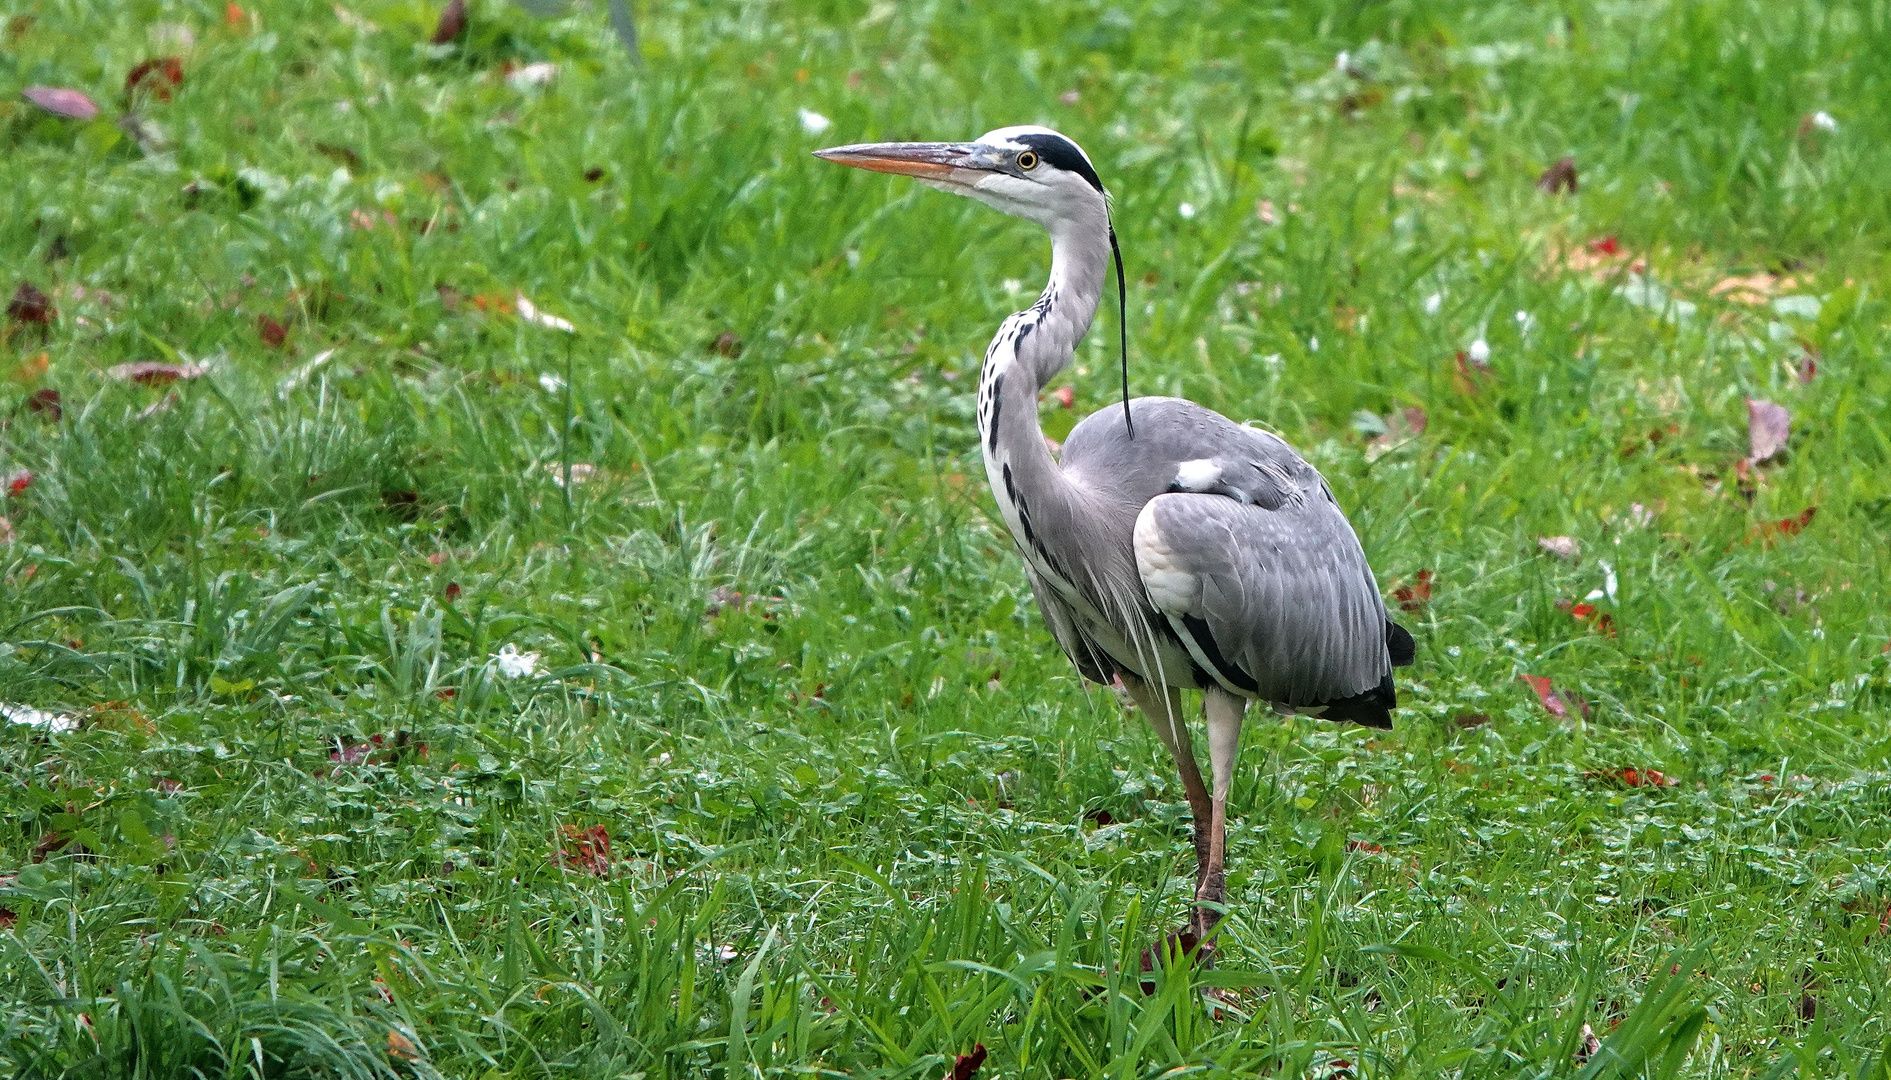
[975,216,1112,541]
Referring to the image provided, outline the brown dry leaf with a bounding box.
[0,906,15,930]
[1747,506,1817,546]
[386,1030,420,1062]
[1537,536,1579,561]
[124,57,184,101]
[1536,157,1577,194]
[430,0,465,44]
[1746,398,1790,464]
[108,361,204,385]
[1708,272,1795,306]
[8,283,56,325]
[556,824,612,876]
[26,388,62,421]
[1393,569,1433,612]
[257,314,289,348]
[710,330,743,357]
[21,86,99,121]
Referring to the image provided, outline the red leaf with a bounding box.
[948,1043,988,1080]
[125,57,184,101]
[557,824,612,876]
[1569,602,1596,619]
[1345,839,1384,854]
[1520,673,1588,718]
[6,470,32,497]
[257,314,288,348]
[444,581,461,601]
[8,283,55,325]
[26,389,62,420]
[1393,569,1433,612]
[430,0,466,44]
[21,86,99,121]
[1587,236,1620,256]
[1536,156,1578,194]
[1746,398,1790,464]
[1594,612,1617,638]
[107,360,205,385]
[1052,385,1075,409]
[225,3,246,28]
[1749,506,1818,545]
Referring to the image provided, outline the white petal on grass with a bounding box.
[538,372,566,393]
[1515,309,1535,333]
[494,644,540,679]
[1177,202,1196,219]
[1422,292,1442,316]
[4,703,79,733]
[797,108,831,135]
[1468,339,1490,364]
[515,294,575,332]
[1810,111,1839,132]
[506,62,557,89]
[1308,336,1319,352]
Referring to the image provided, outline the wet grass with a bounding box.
[2,0,1890,1076]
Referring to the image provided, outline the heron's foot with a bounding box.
[1138,926,1215,994]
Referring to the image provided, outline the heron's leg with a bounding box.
[1196,687,1247,938]
[1118,673,1213,881]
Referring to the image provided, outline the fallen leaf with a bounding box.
[224,3,247,28]
[386,1030,420,1062]
[1796,352,1818,384]
[1520,673,1587,719]
[1619,767,1676,788]
[947,1044,988,1080]
[108,361,204,385]
[21,86,99,121]
[505,61,556,89]
[1536,156,1577,194]
[4,703,79,732]
[430,0,465,44]
[1345,839,1384,854]
[515,293,574,332]
[556,824,612,876]
[1588,236,1619,256]
[710,330,743,357]
[1537,536,1579,561]
[1748,506,1817,546]
[1709,272,1794,305]
[135,391,180,420]
[1575,1023,1601,1064]
[25,388,61,420]
[1366,406,1427,459]
[1084,808,1115,826]
[124,57,184,101]
[1746,398,1790,464]
[0,907,14,930]
[1453,712,1490,729]
[1393,569,1433,612]
[1051,385,1075,409]
[7,470,31,497]
[257,314,289,348]
[31,831,73,862]
[8,283,55,325]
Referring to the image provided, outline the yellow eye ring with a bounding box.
[1017,150,1038,170]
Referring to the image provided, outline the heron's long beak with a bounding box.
[813,142,1005,187]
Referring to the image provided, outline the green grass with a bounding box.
[3,0,1891,1075]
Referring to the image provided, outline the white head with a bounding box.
[815,125,1109,232]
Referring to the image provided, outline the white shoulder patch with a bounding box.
[1134,502,1199,616]
[1173,458,1221,492]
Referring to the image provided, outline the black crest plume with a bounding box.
[1108,222,1131,438]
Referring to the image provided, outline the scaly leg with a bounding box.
[1118,672,1212,885]
[1196,687,1247,940]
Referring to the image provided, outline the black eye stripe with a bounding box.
[1010,132,1104,193]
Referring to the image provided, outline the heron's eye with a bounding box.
[1017,150,1038,171]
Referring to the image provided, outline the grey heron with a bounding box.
[816,127,1414,957]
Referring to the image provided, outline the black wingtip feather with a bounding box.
[1387,621,1416,667]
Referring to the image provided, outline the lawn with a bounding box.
[3,0,1891,1076]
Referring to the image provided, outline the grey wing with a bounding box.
[1132,483,1399,724]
